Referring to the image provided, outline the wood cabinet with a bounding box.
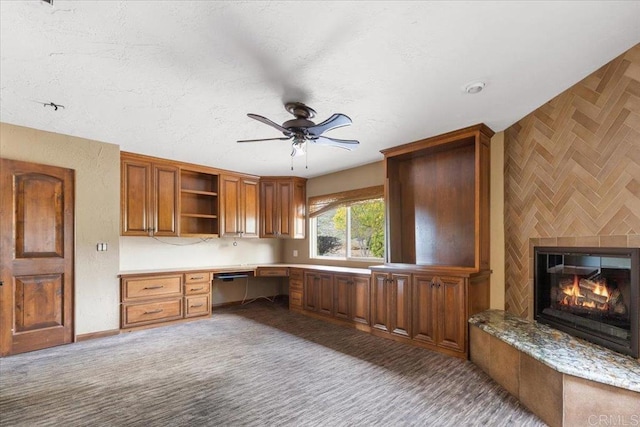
[121,152,219,237]
[120,271,212,329]
[370,265,490,358]
[382,124,492,270]
[371,272,411,338]
[121,154,179,236]
[412,274,465,352]
[288,268,303,310]
[220,173,259,238]
[179,168,219,237]
[333,273,371,325]
[184,271,212,318]
[303,270,333,316]
[121,274,184,328]
[259,177,306,239]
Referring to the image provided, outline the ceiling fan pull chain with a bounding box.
[305,141,308,169]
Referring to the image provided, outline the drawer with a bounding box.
[289,290,303,308]
[289,268,303,281]
[185,295,211,318]
[122,275,182,301]
[289,279,303,292]
[122,298,183,328]
[184,282,210,296]
[184,272,210,284]
[256,267,289,277]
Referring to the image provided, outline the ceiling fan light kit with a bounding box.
[237,102,360,169]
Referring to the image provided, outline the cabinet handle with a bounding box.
[143,285,164,290]
[143,309,163,315]
[190,303,204,308]
[190,276,204,280]
[190,287,204,291]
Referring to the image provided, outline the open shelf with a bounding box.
[180,169,219,236]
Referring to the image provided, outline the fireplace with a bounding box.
[534,246,639,358]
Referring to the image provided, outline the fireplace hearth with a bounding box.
[534,246,639,358]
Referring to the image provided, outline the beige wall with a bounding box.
[1,122,121,335]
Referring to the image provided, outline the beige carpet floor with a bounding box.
[0,300,545,426]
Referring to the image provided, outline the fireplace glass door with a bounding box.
[534,247,638,358]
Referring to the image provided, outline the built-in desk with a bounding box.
[469,310,640,427]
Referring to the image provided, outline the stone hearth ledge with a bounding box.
[468,309,640,393]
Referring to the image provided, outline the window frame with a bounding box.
[309,187,385,262]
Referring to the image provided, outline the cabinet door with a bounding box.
[390,273,411,337]
[292,178,306,239]
[334,274,351,320]
[260,180,278,238]
[438,276,466,352]
[371,273,389,332]
[277,180,292,237]
[153,164,179,236]
[241,178,259,238]
[351,275,371,325]
[303,271,318,312]
[318,273,334,316]
[220,174,241,237]
[412,275,438,345]
[121,158,151,236]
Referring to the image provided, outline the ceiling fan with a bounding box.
[237,102,359,157]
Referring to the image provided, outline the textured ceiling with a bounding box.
[1,1,639,178]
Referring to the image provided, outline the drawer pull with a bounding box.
[190,287,204,291]
[190,303,204,308]
[190,276,204,280]
[143,309,163,315]
[143,285,164,290]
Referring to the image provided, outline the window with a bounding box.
[309,186,384,261]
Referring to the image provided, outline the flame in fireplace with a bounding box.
[558,275,611,312]
[593,282,610,299]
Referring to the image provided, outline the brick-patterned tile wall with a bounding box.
[504,44,640,318]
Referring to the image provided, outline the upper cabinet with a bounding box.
[259,177,306,239]
[381,124,493,271]
[121,152,219,237]
[121,153,179,237]
[220,173,259,238]
[179,167,219,237]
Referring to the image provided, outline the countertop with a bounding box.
[119,263,372,277]
[469,309,640,393]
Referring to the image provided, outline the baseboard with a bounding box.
[75,329,120,342]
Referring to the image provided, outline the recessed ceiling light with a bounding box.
[464,82,485,94]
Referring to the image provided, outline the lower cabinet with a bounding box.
[302,270,371,327]
[120,271,212,329]
[370,266,490,358]
[371,272,411,338]
[288,268,304,310]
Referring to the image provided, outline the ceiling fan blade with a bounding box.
[237,136,292,143]
[306,113,352,137]
[311,136,360,151]
[247,113,293,136]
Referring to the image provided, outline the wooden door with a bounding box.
[259,180,277,238]
[351,275,370,325]
[438,276,466,352]
[371,273,389,332]
[121,157,151,235]
[412,275,438,345]
[390,273,411,337]
[220,174,241,236]
[0,158,74,356]
[241,178,259,238]
[333,274,350,320]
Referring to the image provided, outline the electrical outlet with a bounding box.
[96,243,108,252]
[293,249,298,257]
